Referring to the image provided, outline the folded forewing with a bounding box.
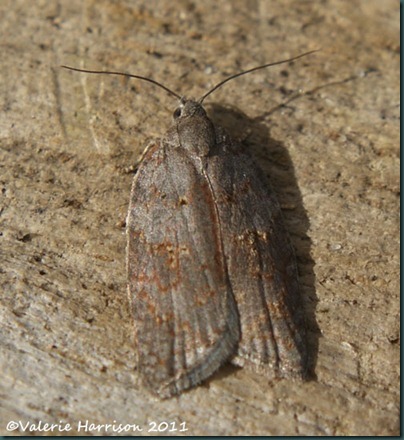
[207,143,307,379]
[127,141,239,397]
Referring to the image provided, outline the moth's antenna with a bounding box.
[198,49,320,104]
[61,65,182,100]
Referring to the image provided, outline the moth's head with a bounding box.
[172,99,207,121]
[62,50,318,128]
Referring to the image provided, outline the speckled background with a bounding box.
[0,0,399,436]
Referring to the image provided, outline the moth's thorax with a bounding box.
[172,99,216,157]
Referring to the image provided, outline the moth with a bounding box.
[62,50,316,398]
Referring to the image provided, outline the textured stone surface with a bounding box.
[0,0,399,436]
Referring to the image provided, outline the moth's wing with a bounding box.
[126,141,239,398]
[208,143,307,378]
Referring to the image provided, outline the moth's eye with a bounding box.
[173,107,182,119]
